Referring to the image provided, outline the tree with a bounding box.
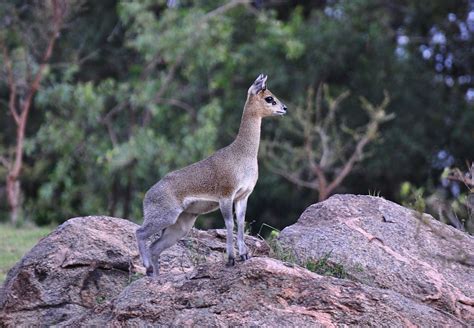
[0,0,471,230]
[0,0,69,224]
[263,84,393,202]
[22,0,253,224]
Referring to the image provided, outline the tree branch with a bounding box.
[326,129,371,195]
[268,165,319,190]
[10,0,66,179]
[100,100,129,146]
[447,164,474,189]
[263,84,392,202]
[104,119,118,147]
[156,97,196,116]
[21,0,65,122]
[0,155,10,169]
[142,0,250,126]
[325,92,392,195]
[203,0,250,20]
[1,43,20,125]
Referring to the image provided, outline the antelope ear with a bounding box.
[248,73,267,95]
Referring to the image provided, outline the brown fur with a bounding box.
[136,74,287,277]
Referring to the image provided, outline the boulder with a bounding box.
[0,216,268,326]
[64,257,461,327]
[1,196,472,326]
[0,216,140,326]
[279,194,474,322]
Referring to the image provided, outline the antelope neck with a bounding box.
[234,108,262,159]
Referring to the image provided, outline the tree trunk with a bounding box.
[318,188,329,202]
[108,175,119,217]
[6,174,20,225]
[1,0,65,225]
[123,169,132,219]
[6,103,27,225]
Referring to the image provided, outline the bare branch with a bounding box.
[48,48,101,69]
[104,119,118,147]
[326,128,371,195]
[316,127,331,168]
[447,164,474,189]
[203,0,250,20]
[0,155,10,169]
[306,85,314,123]
[100,100,131,146]
[315,82,322,123]
[24,47,32,85]
[156,97,196,116]
[303,132,326,191]
[263,84,393,202]
[323,87,350,130]
[326,94,393,195]
[267,165,318,190]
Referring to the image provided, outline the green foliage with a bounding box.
[266,230,298,265]
[304,252,347,279]
[400,182,426,213]
[400,171,473,234]
[0,0,472,231]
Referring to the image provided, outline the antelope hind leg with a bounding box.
[149,211,197,277]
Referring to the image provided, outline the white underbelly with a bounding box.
[183,196,219,215]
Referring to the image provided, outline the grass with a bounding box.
[368,189,382,197]
[0,224,52,284]
[304,252,347,279]
[264,226,347,279]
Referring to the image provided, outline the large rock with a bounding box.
[64,257,460,327]
[1,197,472,326]
[0,216,268,326]
[0,216,140,326]
[279,194,474,322]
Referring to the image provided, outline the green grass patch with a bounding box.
[264,226,347,279]
[304,252,347,279]
[0,224,52,284]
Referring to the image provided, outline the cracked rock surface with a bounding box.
[0,216,268,326]
[64,257,461,327]
[279,194,474,323]
[1,195,473,326]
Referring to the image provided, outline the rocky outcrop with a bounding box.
[279,194,474,323]
[0,216,268,326]
[1,195,472,326]
[64,257,461,327]
[0,216,140,326]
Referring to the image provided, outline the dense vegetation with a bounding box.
[1,0,473,232]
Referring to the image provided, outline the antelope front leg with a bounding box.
[219,198,235,266]
[235,196,249,261]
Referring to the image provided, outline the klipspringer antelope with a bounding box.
[136,74,287,277]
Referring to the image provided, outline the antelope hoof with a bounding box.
[240,254,250,261]
[226,257,235,267]
[146,266,154,277]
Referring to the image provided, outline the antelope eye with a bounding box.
[264,96,274,103]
